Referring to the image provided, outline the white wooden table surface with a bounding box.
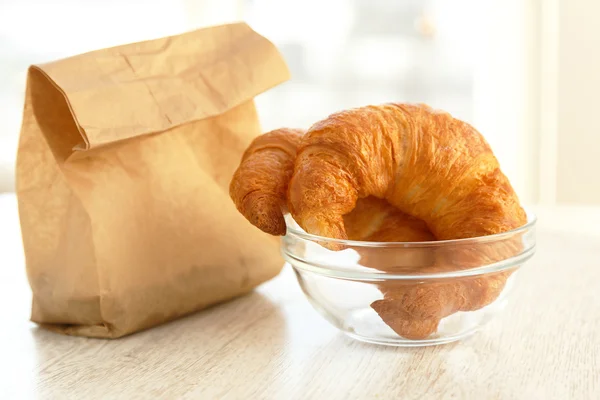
[0,193,599,400]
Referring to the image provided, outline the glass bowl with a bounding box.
[281,212,537,347]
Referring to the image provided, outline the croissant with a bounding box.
[287,103,527,339]
[230,104,526,340]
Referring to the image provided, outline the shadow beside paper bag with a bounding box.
[16,22,289,338]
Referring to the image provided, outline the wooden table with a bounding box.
[1,193,599,399]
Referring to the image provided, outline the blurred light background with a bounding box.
[0,0,597,205]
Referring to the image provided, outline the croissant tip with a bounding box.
[243,195,286,237]
[371,298,439,340]
[266,221,287,236]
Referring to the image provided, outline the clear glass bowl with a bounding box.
[281,211,537,347]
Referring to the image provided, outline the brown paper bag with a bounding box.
[16,22,289,338]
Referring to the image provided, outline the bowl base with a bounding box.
[343,326,480,347]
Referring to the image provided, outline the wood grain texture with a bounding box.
[0,194,599,400]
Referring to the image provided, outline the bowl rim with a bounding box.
[284,208,537,248]
[282,245,536,280]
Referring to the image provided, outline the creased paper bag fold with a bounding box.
[16,22,289,338]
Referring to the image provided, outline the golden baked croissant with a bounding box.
[230,106,526,340]
[287,103,527,339]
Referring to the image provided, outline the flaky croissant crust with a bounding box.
[288,103,526,242]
